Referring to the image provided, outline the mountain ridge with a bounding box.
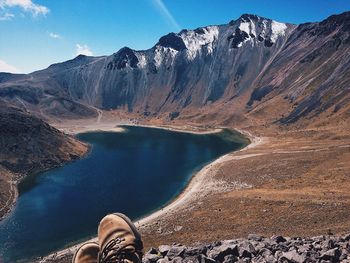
[0,11,349,127]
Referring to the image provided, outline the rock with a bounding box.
[239,241,256,257]
[279,250,306,263]
[344,234,350,241]
[277,244,290,252]
[174,226,183,232]
[159,245,172,256]
[346,242,350,253]
[167,246,185,260]
[184,246,207,257]
[320,248,341,263]
[208,245,239,262]
[296,244,311,254]
[248,234,264,242]
[264,255,276,263]
[250,256,267,263]
[325,239,336,249]
[200,256,216,263]
[272,235,287,244]
[144,234,350,263]
[148,247,159,255]
[223,254,237,263]
[157,258,171,263]
[259,248,272,257]
[143,253,162,263]
[171,256,184,263]
[339,251,347,261]
[182,255,201,263]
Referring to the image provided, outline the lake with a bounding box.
[0,126,248,262]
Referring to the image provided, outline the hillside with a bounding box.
[0,12,348,127]
[0,10,349,263]
[0,100,88,219]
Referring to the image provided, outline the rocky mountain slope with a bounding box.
[140,234,350,263]
[43,233,350,263]
[0,12,349,127]
[0,100,88,219]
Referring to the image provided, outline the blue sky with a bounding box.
[0,0,350,73]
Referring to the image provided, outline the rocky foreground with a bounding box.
[142,234,350,263]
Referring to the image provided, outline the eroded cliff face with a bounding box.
[0,12,349,126]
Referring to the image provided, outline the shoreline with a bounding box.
[134,127,261,227]
[40,124,264,262]
[55,120,224,136]
[0,123,224,223]
[0,177,18,222]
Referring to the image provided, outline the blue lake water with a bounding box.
[0,126,248,262]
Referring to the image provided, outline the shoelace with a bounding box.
[99,237,142,263]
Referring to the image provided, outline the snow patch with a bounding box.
[239,22,250,34]
[137,54,147,68]
[153,46,178,67]
[271,21,287,42]
[261,20,268,35]
[237,21,257,47]
[180,26,219,60]
[250,21,256,37]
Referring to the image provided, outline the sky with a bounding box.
[0,0,350,74]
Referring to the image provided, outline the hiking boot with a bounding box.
[72,242,99,263]
[98,213,143,263]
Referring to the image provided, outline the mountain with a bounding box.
[0,100,88,218]
[0,12,349,126]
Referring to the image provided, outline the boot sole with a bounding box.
[112,213,142,244]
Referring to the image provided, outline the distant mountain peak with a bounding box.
[239,13,262,22]
[156,33,187,51]
[75,54,87,59]
[107,46,139,70]
[226,13,290,49]
[0,11,348,126]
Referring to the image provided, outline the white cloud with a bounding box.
[0,11,14,20]
[0,59,21,73]
[76,44,93,56]
[0,0,49,17]
[48,32,61,39]
[151,0,180,31]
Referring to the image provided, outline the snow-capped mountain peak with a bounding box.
[227,14,290,49]
[270,20,288,42]
[179,26,219,60]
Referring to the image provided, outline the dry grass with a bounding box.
[139,126,350,249]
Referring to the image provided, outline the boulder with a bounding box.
[208,245,239,262]
[167,246,186,260]
[159,245,172,256]
[272,236,287,244]
[320,248,341,263]
[184,246,207,257]
[143,253,162,263]
[279,250,306,263]
[200,256,216,263]
[248,234,264,242]
[223,254,237,263]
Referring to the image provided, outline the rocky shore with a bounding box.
[142,234,350,263]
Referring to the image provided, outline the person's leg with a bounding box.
[72,242,99,263]
[98,213,143,263]
[72,213,143,263]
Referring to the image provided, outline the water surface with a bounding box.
[0,126,248,262]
